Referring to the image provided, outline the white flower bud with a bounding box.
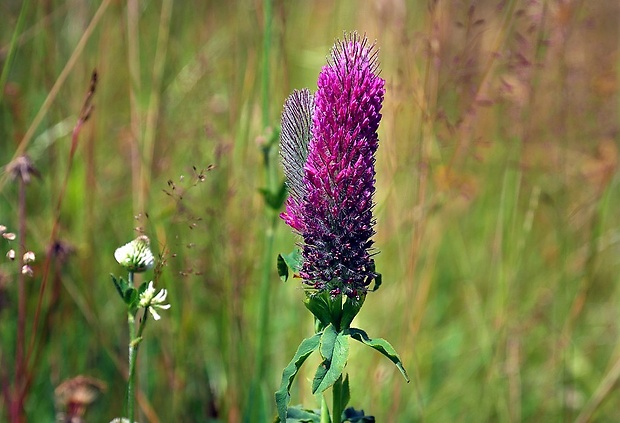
[114,236,155,273]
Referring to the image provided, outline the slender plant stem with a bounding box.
[261,0,273,129]
[320,395,330,423]
[255,0,275,375]
[127,272,136,422]
[126,0,144,215]
[142,0,173,214]
[332,374,343,423]
[14,175,27,423]
[0,0,29,109]
[247,0,275,420]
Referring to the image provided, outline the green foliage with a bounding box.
[259,181,287,211]
[278,249,303,282]
[110,274,150,314]
[276,405,321,423]
[312,325,349,395]
[345,328,409,383]
[276,334,321,422]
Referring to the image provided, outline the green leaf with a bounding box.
[371,272,382,292]
[137,281,148,295]
[304,292,332,330]
[274,181,288,209]
[277,254,289,282]
[341,294,365,330]
[278,250,302,282]
[110,274,124,299]
[345,328,409,382]
[278,405,320,423]
[312,325,350,395]
[284,250,303,273]
[368,260,381,292]
[124,287,138,306]
[276,333,322,423]
[341,374,350,412]
[259,181,288,210]
[111,274,135,303]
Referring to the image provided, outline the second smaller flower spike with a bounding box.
[114,236,155,273]
[279,89,314,233]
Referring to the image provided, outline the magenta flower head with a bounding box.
[280,33,385,299]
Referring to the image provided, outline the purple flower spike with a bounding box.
[280,33,385,299]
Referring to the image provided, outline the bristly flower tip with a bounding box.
[280,33,385,299]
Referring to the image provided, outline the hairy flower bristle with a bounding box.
[280,89,314,232]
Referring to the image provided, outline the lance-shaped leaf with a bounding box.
[110,274,125,299]
[345,328,409,382]
[276,333,321,423]
[312,324,350,395]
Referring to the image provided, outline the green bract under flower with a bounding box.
[139,281,171,321]
[114,236,155,273]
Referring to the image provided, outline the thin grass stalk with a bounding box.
[261,0,273,130]
[0,0,111,192]
[0,0,29,110]
[142,0,173,211]
[248,0,275,419]
[13,173,27,423]
[320,395,329,423]
[576,351,620,423]
[126,0,144,215]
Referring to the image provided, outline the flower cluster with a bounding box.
[114,236,155,273]
[280,33,385,299]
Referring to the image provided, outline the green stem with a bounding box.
[245,0,275,420]
[0,0,29,109]
[127,272,136,422]
[332,374,344,423]
[320,394,331,423]
[261,0,273,129]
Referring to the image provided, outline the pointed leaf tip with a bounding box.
[346,328,409,383]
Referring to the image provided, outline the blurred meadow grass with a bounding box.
[0,0,619,421]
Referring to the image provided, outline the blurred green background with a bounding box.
[1,0,619,421]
